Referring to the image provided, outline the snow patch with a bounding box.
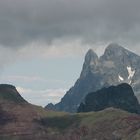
[129,80,132,85]
[127,66,135,79]
[118,75,124,82]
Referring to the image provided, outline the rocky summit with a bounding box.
[47,43,140,112]
[78,83,140,114]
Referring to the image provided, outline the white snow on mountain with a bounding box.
[118,75,124,82]
[129,80,132,85]
[127,66,135,80]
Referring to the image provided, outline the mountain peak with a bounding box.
[0,84,16,89]
[85,48,98,57]
[80,49,99,78]
[106,43,123,49]
[85,49,98,65]
[102,43,130,60]
[104,43,125,54]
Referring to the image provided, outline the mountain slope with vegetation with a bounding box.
[0,84,140,139]
[78,83,140,114]
[0,84,27,103]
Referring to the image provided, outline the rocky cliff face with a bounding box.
[47,43,140,112]
[78,83,140,114]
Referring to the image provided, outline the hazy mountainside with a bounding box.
[47,43,140,112]
[1,84,140,139]
[78,83,140,114]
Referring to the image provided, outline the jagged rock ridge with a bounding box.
[46,43,140,112]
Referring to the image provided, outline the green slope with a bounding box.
[0,84,140,140]
[0,84,27,103]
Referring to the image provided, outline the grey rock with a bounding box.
[46,43,140,112]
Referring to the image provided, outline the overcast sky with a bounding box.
[0,0,140,106]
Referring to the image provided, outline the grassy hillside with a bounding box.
[1,106,140,140]
[37,108,140,140]
[0,84,27,103]
[0,84,140,140]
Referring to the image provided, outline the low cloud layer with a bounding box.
[0,0,140,48]
[0,0,140,68]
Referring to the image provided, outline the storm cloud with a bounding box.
[0,0,140,48]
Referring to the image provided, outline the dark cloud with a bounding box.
[0,0,140,47]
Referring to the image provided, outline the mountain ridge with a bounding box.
[78,83,140,114]
[46,43,140,112]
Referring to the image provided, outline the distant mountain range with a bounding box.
[46,43,140,112]
[1,84,140,140]
[78,83,140,114]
